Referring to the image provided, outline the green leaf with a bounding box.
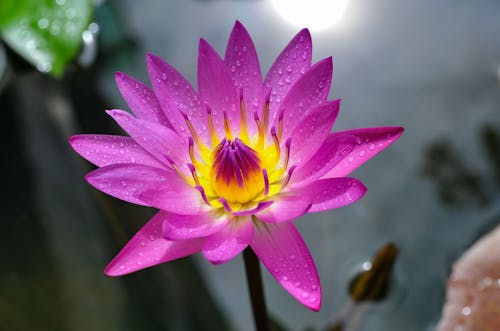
[0,0,92,76]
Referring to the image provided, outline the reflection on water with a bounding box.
[421,124,500,208]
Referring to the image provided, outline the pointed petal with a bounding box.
[105,211,203,276]
[162,212,228,240]
[203,218,254,265]
[225,21,263,136]
[291,134,356,187]
[115,72,173,130]
[294,178,367,213]
[264,29,312,121]
[146,53,205,139]
[276,57,333,137]
[106,109,189,171]
[85,164,204,215]
[288,100,340,166]
[323,127,404,178]
[198,39,240,137]
[255,196,311,223]
[70,134,164,168]
[251,222,321,311]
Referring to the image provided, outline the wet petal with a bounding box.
[69,134,164,168]
[105,211,203,276]
[115,72,173,129]
[288,100,340,166]
[146,53,205,139]
[322,127,404,178]
[232,201,273,216]
[251,222,321,311]
[294,178,366,213]
[198,39,240,138]
[264,29,312,121]
[276,57,333,137]
[106,109,189,171]
[256,196,311,223]
[162,212,228,240]
[85,163,204,215]
[203,218,254,264]
[224,21,263,135]
[291,134,356,187]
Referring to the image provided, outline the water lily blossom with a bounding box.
[70,21,403,311]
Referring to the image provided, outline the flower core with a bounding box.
[211,138,263,204]
[181,94,292,212]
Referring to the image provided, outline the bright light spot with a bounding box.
[271,0,350,31]
[362,261,372,271]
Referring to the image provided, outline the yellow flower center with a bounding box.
[178,94,293,213]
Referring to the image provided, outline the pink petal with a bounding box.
[232,201,273,216]
[224,21,263,136]
[294,178,367,213]
[106,109,189,171]
[202,217,254,265]
[85,163,204,215]
[69,134,164,168]
[146,53,206,139]
[198,39,240,138]
[162,212,228,240]
[251,222,321,311]
[115,72,173,130]
[276,57,333,137]
[105,211,203,276]
[323,127,404,178]
[288,100,340,166]
[255,195,311,223]
[291,134,357,187]
[264,29,312,121]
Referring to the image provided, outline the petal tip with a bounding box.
[115,71,126,82]
[103,264,121,277]
[68,135,78,147]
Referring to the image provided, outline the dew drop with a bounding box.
[38,18,49,29]
[369,143,375,151]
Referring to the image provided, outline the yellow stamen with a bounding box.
[188,137,203,169]
[181,112,204,150]
[206,106,219,147]
[281,165,296,189]
[223,111,234,140]
[239,93,250,143]
[167,158,188,181]
[271,126,280,159]
[262,95,270,134]
[277,112,284,141]
[188,164,201,186]
[254,112,265,151]
[284,138,291,170]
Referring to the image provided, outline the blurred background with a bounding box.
[1,0,499,330]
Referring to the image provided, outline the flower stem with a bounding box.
[243,247,269,331]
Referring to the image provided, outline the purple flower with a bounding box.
[70,21,403,311]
